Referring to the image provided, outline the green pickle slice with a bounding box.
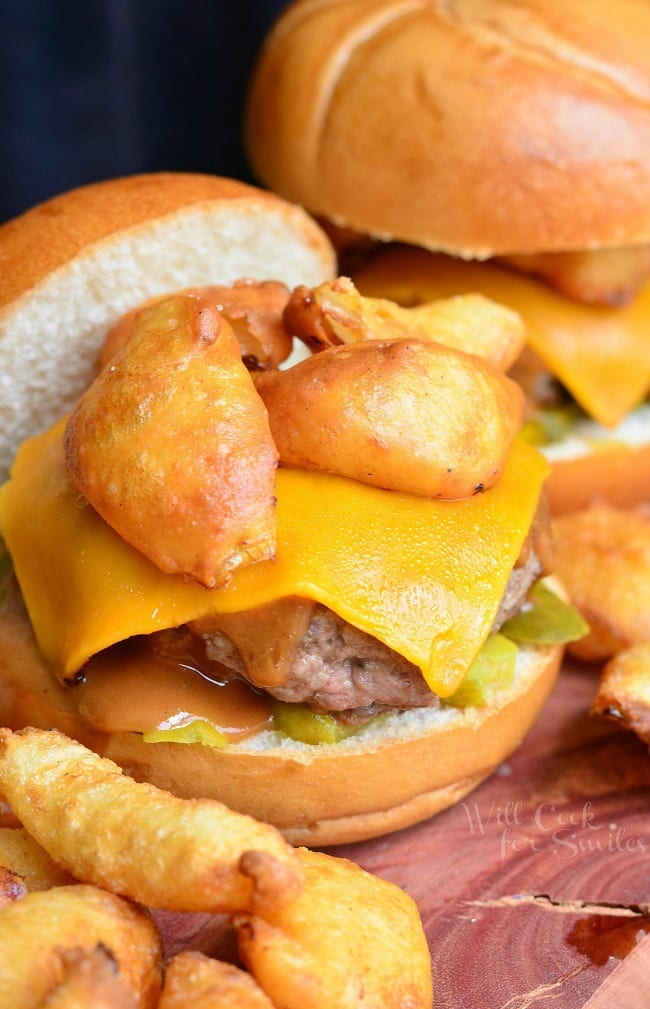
[272,701,361,745]
[140,583,588,745]
[500,581,589,644]
[143,719,227,748]
[519,404,582,446]
[444,633,518,709]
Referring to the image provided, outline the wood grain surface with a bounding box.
[155,658,650,1008]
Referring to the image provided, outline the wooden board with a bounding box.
[155,658,650,1007]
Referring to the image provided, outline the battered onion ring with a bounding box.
[159,952,275,1009]
[284,277,525,371]
[255,338,524,499]
[0,728,304,917]
[65,293,279,588]
[101,280,293,371]
[233,847,433,1009]
[0,885,162,1009]
[0,827,74,891]
[592,642,650,745]
[37,946,139,1009]
[552,504,650,661]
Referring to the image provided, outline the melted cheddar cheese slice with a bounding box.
[354,248,650,429]
[0,419,548,697]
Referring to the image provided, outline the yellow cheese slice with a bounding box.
[354,248,650,428]
[0,418,548,697]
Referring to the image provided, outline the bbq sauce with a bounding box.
[567,913,650,965]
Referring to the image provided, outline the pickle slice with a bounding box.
[143,719,227,748]
[519,419,548,447]
[272,701,361,745]
[501,581,589,644]
[519,404,583,446]
[444,633,518,709]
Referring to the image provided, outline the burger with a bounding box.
[0,172,583,846]
[245,0,650,514]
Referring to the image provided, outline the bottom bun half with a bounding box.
[0,576,561,846]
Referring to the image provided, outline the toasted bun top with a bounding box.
[246,0,650,258]
[0,172,335,478]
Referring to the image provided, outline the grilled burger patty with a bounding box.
[193,545,544,723]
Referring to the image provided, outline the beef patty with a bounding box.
[191,543,544,724]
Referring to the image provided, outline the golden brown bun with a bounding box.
[0,172,336,478]
[0,574,561,846]
[246,0,650,257]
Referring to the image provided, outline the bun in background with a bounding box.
[246,0,650,257]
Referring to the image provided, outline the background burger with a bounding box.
[0,172,584,847]
[245,0,650,514]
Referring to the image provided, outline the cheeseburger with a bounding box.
[245,0,650,514]
[0,173,583,846]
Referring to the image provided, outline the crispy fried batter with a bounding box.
[159,952,275,1009]
[284,277,525,370]
[502,244,650,306]
[100,280,293,371]
[0,798,19,829]
[0,885,162,1009]
[233,847,433,1009]
[0,865,27,908]
[65,293,279,588]
[255,338,524,499]
[0,728,303,917]
[552,505,650,661]
[592,642,650,745]
[37,946,138,1009]
[0,827,74,891]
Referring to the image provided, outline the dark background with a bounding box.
[0,0,288,222]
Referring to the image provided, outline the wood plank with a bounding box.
[157,658,650,1006]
